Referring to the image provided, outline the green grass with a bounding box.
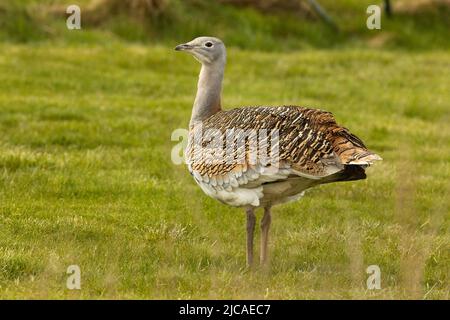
[0,42,448,299]
[0,0,449,299]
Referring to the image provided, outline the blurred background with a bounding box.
[1,0,449,49]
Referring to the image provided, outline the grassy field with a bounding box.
[0,0,449,299]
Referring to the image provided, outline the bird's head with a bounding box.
[175,36,226,65]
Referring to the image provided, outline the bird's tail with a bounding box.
[320,165,367,184]
[347,150,383,166]
[331,127,382,166]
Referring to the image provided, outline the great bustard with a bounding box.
[175,37,382,267]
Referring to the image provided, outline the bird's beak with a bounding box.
[174,43,193,51]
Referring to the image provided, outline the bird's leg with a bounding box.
[246,207,256,267]
[260,206,272,265]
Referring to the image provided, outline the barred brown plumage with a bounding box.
[175,36,382,267]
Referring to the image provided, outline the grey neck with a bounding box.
[190,62,224,126]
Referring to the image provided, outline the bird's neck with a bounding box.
[190,63,224,127]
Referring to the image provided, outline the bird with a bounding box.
[174,36,382,267]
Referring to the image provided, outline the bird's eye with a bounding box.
[204,42,213,48]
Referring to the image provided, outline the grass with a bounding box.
[0,0,449,299]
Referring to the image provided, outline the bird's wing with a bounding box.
[186,106,381,206]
